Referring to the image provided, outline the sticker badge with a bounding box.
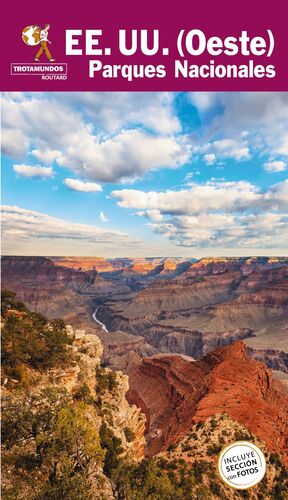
[217,441,266,489]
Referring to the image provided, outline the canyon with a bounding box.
[97,258,288,373]
[2,255,288,374]
[2,271,288,498]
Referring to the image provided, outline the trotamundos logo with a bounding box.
[22,24,55,62]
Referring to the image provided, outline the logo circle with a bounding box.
[217,441,266,489]
[22,26,41,46]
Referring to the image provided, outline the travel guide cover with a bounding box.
[1,1,287,498]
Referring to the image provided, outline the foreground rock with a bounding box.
[2,314,146,499]
[127,341,288,466]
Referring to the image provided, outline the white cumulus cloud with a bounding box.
[264,160,286,173]
[13,164,54,178]
[149,212,288,248]
[112,180,263,215]
[2,93,189,183]
[57,129,190,183]
[111,179,288,248]
[64,178,102,192]
[31,148,61,164]
[55,92,181,134]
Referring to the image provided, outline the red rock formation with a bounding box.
[1,256,115,322]
[159,258,178,274]
[52,257,116,272]
[130,259,159,275]
[184,256,288,278]
[127,341,288,466]
[1,256,101,291]
[127,354,209,452]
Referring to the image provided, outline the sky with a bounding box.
[1,91,288,257]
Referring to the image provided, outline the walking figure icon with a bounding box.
[22,24,55,62]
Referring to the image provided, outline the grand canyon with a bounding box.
[2,255,288,375]
[2,255,288,499]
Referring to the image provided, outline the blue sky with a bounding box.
[1,92,287,257]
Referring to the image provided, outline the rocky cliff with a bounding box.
[1,290,149,499]
[127,341,288,466]
[1,256,116,329]
[52,257,116,272]
[184,256,288,277]
[58,327,147,460]
[3,321,146,462]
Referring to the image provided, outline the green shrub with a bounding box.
[167,443,177,452]
[2,387,104,500]
[95,367,118,395]
[1,291,72,378]
[75,384,94,405]
[124,427,135,442]
[195,422,203,431]
[269,453,282,468]
[112,459,180,500]
[207,444,221,456]
[99,422,123,476]
[1,289,27,315]
[210,418,217,430]
[210,480,221,495]
[190,432,198,440]
[182,443,193,452]
[38,470,93,500]
[234,430,251,441]
[2,388,70,448]
[45,402,104,469]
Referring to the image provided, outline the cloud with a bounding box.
[31,148,61,164]
[99,211,108,222]
[13,164,54,178]
[56,129,190,183]
[111,179,288,248]
[149,212,288,248]
[193,138,250,164]
[58,129,190,183]
[264,160,287,173]
[264,179,288,210]
[204,153,216,165]
[136,209,164,222]
[2,128,28,158]
[190,92,219,112]
[3,92,288,185]
[207,138,250,161]
[190,92,288,161]
[57,92,181,134]
[1,205,137,247]
[64,178,102,192]
[112,180,265,215]
[2,93,188,183]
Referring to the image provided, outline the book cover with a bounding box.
[1,1,287,498]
